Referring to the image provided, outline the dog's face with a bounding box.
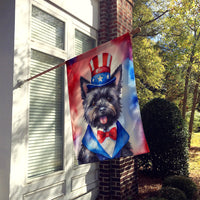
[80,65,122,130]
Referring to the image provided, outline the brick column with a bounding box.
[98,0,134,45]
[110,157,138,199]
[97,157,138,200]
[97,1,138,199]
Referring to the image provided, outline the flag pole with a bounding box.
[15,61,66,88]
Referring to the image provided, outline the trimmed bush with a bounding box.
[159,186,187,200]
[140,98,189,177]
[162,175,198,200]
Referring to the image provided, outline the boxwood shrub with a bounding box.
[159,186,187,200]
[162,175,198,200]
[140,98,189,177]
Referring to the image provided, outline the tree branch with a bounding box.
[132,10,169,38]
[140,10,169,27]
[136,76,166,94]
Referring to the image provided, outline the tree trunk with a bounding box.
[182,32,199,119]
[196,92,200,109]
[182,65,192,119]
[188,74,200,148]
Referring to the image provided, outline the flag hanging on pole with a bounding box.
[66,33,149,165]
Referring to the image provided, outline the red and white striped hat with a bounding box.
[87,53,116,89]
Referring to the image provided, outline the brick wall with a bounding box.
[98,2,138,199]
[98,0,133,45]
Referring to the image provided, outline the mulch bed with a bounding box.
[137,172,162,200]
[136,172,200,200]
[135,148,200,200]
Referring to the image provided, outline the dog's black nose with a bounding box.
[99,107,106,112]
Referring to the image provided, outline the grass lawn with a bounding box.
[189,132,200,190]
[190,132,200,147]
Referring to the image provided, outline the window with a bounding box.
[75,29,96,56]
[31,6,65,49]
[28,6,65,178]
[28,5,97,177]
[12,1,99,199]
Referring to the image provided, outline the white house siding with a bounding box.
[0,0,100,199]
[48,0,99,30]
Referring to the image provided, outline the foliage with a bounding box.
[131,0,200,146]
[186,111,200,132]
[162,176,198,200]
[132,38,165,107]
[159,186,187,200]
[162,0,200,70]
[141,133,200,200]
[158,39,186,107]
[140,98,189,177]
[159,0,200,140]
[132,0,171,38]
[132,0,166,107]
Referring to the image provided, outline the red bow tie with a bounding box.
[97,127,117,143]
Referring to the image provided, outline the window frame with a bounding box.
[26,0,98,183]
[27,2,67,182]
[11,0,99,199]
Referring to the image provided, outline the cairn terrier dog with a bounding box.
[78,62,133,164]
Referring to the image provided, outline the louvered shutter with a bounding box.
[28,6,65,178]
[28,50,64,178]
[75,29,96,56]
[31,6,64,50]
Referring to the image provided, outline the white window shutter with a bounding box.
[28,50,64,178]
[75,29,96,56]
[28,6,65,178]
[32,6,64,49]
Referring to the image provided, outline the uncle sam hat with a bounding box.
[87,53,116,89]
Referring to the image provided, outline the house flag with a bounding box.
[66,33,149,165]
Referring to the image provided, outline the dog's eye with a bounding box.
[106,97,112,102]
[91,100,96,106]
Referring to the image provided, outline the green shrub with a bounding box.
[162,175,198,200]
[140,98,189,177]
[159,186,187,200]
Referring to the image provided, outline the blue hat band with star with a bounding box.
[87,72,116,89]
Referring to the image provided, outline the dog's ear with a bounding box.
[80,77,90,99]
[111,64,122,91]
